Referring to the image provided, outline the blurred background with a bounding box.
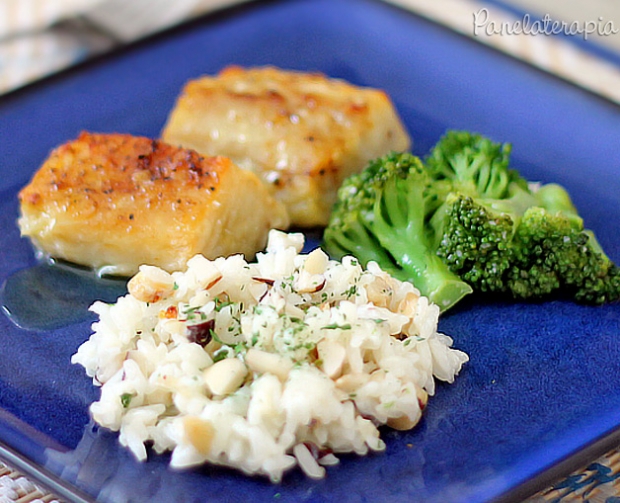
[1,0,619,100]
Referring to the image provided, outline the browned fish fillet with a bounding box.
[18,132,290,276]
[161,66,411,227]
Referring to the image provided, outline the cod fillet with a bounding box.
[161,66,411,227]
[18,132,289,276]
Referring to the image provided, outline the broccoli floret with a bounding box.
[323,152,472,311]
[432,130,620,305]
[425,129,529,200]
[507,207,620,304]
[436,194,515,293]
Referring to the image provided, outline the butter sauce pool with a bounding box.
[1,259,127,331]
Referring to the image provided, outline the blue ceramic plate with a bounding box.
[1,0,619,501]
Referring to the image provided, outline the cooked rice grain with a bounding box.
[72,230,468,482]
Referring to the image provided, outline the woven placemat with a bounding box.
[0,459,63,503]
[526,448,620,502]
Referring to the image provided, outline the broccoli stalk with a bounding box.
[323,152,472,311]
[372,168,473,309]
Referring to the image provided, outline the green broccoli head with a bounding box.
[425,130,528,199]
[324,151,472,311]
[508,207,620,304]
[432,132,620,305]
[436,194,514,293]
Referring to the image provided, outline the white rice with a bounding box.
[72,230,468,482]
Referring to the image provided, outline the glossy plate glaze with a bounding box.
[0,0,619,501]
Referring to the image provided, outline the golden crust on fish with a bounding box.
[161,66,411,227]
[18,132,289,276]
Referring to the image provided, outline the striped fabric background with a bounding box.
[1,0,619,101]
[0,0,251,94]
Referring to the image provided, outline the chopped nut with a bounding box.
[284,302,306,319]
[364,275,394,308]
[386,414,420,431]
[128,265,175,303]
[317,340,346,379]
[252,276,275,286]
[186,255,223,290]
[397,291,420,318]
[296,270,326,294]
[303,248,329,275]
[183,416,215,454]
[417,387,428,410]
[334,373,369,393]
[203,358,248,396]
[245,348,293,382]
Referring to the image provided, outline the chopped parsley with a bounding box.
[182,305,208,321]
[212,349,229,363]
[321,323,352,330]
[341,285,358,298]
[120,392,136,408]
